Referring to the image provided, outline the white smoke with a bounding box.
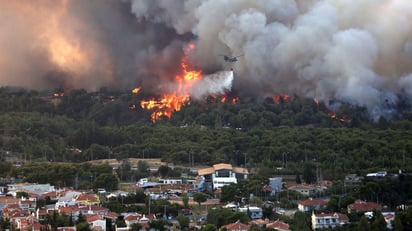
[189,71,234,100]
[130,0,412,118]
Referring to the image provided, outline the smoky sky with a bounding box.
[1,0,412,118]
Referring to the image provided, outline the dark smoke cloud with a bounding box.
[1,0,412,118]
[130,0,412,118]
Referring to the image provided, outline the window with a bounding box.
[216,169,230,177]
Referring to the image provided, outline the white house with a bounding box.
[197,163,248,190]
[311,212,349,230]
[298,199,328,212]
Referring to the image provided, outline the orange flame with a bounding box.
[132,87,141,94]
[314,98,351,123]
[139,44,202,122]
[221,96,239,104]
[273,94,291,104]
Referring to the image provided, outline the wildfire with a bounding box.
[313,98,352,123]
[221,96,239,104]
[139,44,202,122]
[53,92,64,97]
[273,94,291,104]
[132,87,141,94]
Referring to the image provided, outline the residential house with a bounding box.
[382,212,395,230]
[19,199,37,214]
[288,184,318,197]
[266,219,291,231]
[58,204,110,219]
[248,218,269,227]
[72,193,100,206]
[222,220,250,231]
[124,213,140,228]
[36,208,48,222]
[85,213,106,231]
[55,190,82,208]
[347,200,382,213]
[42,191,61,202]
[298,199,328,212]
[268,177,283,196]
[2,203,29,220]
[15,214,48,231]
[124,213,157,229]
[311,212,349,230]
[197,163,248,190]
[7,183,55,196]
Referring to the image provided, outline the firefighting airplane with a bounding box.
[219,54,244,62]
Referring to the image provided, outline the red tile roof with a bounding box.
[348,200,382,212]
[314,212,349,222]
[266,220,290,231]
[85,214,103,222]
[298,199,328,206]
[223,220,249,231]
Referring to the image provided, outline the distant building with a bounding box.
[238,206,263,219]
[266,219,291,231]
[287,184,318,197]
[222,220,250,231]
[347,200,382,213]
[268,177,282,196]
[7,183,55,195]
[298,199,328,212]
[72,193,100,206]
[344,174,364,186]
[382,212,395,229]
[158,178,183,185]
[311,212,349,230]
[366,171,387,178]
[197,163,248,190]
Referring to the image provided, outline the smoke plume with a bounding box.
[189,71,234,100]
[1,0,412,118]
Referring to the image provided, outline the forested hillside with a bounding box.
[1,86,412,182]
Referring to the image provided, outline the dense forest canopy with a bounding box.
[1,86,412,182]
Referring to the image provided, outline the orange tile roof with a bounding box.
[233,167,248,175]
[213,163,233,171]
[198,163,249,176]
[198,167,214,176]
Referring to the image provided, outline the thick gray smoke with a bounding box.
[130,0,412,118]
[1,0,412,118]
